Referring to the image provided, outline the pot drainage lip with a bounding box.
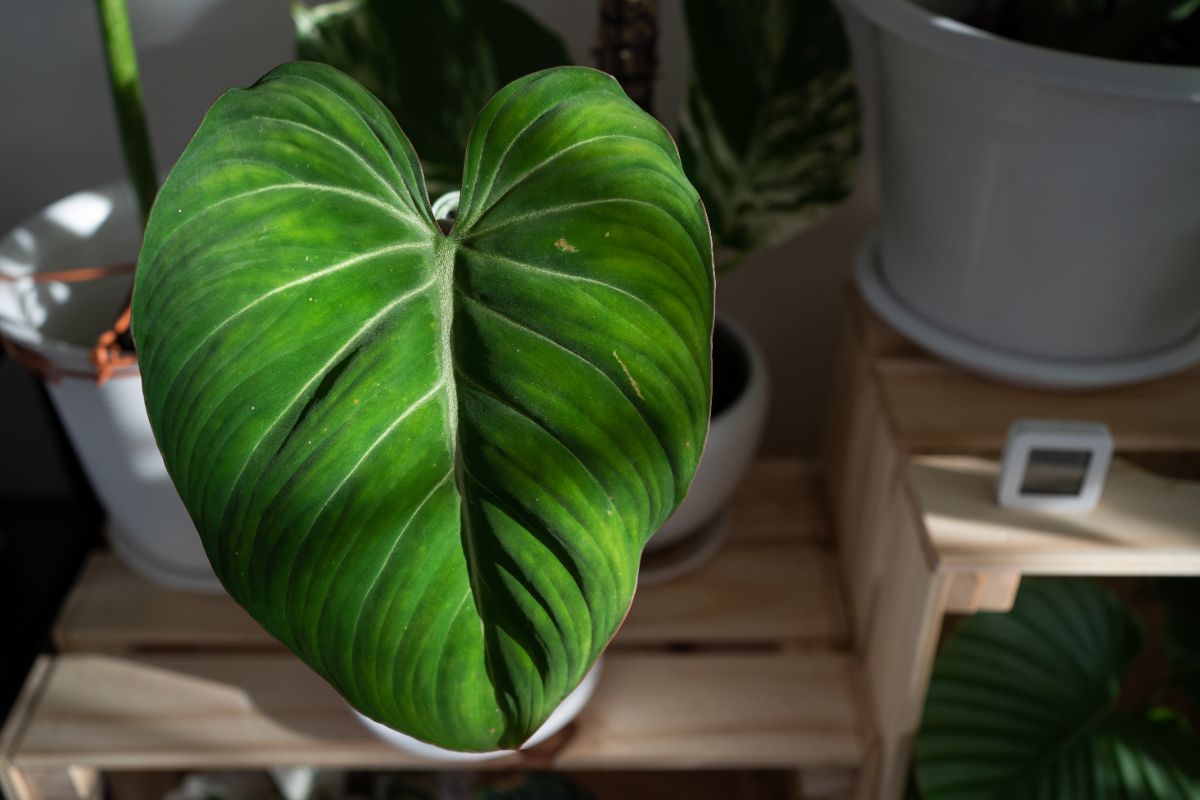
[853,230,1200,391]
[638,512,730,588]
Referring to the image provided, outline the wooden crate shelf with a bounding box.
[825,291,1200,800]
[3,460,868,800]
[911,455,1200,575]
[54,463,844,655]
[6,651,862,773]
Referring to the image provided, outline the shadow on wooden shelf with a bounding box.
[2,460,869,800]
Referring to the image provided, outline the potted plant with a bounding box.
[0,0,219,591]
[915,578,1200,797]
[130,60,714,757]
[656,0,859,569]
[850,0,1200,389]
[293,0,862,577]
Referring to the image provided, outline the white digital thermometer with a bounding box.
[997,420,1113,512]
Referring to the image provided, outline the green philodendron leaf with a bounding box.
[131,62,713,752]
[678,0,860,258]
[917,579,1200,799]
[292,0,570,200]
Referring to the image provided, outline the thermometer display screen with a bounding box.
[1020,449,1093,496]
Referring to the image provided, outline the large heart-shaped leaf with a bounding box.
[917,579,1200,799]
[678,0,860,261]
[292,0,570,200]
[131,62,713,751]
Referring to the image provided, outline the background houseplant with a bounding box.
[294,0,861,567]
[915,578,1200,798]
[1,1,869,512]
[850,0,1200,389]
[0,0,220,590]
[131,61,714,753]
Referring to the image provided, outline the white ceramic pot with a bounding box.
[850,0,1200,388]
[0,183,220,592]
[352,658,603,761]
[646,318,769,552]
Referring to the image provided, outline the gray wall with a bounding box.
[0,0,876,494]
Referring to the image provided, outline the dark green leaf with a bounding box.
[479,774,595,800]
[678,0,860,255]
[917,579,1200,799]
[131,63,713,752]
[292,0,570,199]
[1157,578,1200,709]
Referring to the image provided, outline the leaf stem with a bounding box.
[95,0,157,228]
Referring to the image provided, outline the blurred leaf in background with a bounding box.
[1157,577,1200,712]
[478,774,595,800]
[678,0,860,263]
[292,0,570,199]
[916,578,1200,799]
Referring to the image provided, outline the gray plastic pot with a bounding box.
[851,0,1200,388]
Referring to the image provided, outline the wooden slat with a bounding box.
[1,658,54,800]
[943,571,1021,614]
[56,544,841,654]
[729,459,829,544]
[8,652,864,772]
[622,544,844,647]
[842,289,1200,453]
[859,486,948,800]
[56,459,838,654]
[876,359,1200,453]
[912,456,1200,574]
[54,558,265,653]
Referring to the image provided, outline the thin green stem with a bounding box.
[95,0,157,229]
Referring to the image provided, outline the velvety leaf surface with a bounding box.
[292,0,570,199]
[131,62,713,752]
[679,0,860,259]
[917,579,1200,799]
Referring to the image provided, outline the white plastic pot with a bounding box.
[0,183,220,592]
[352,658,603,761]
[850,0,1200,388]
[646,318,769,553]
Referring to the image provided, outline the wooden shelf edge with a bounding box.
[8,650,865,773]
[54,458,843,655]
[910,455,1200,575]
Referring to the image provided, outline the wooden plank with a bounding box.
[841,381,902,646]
[1,658,53,800]
[876,359,1200,453]
[843,287,1200,453]
[729,459,829,544]
[8,652,864,772]
[54,558,265,653]
[944,572,1021,614]
[912,456,1200,574]
[56,460,835,654]
[860,484,948,800]
[56,542,840,654]
[622,544,844,647]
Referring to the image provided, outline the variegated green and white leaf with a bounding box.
[679,0,860,260]
[131,63,713,752]
[917,579,1200,799]
[292,0,570,199]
